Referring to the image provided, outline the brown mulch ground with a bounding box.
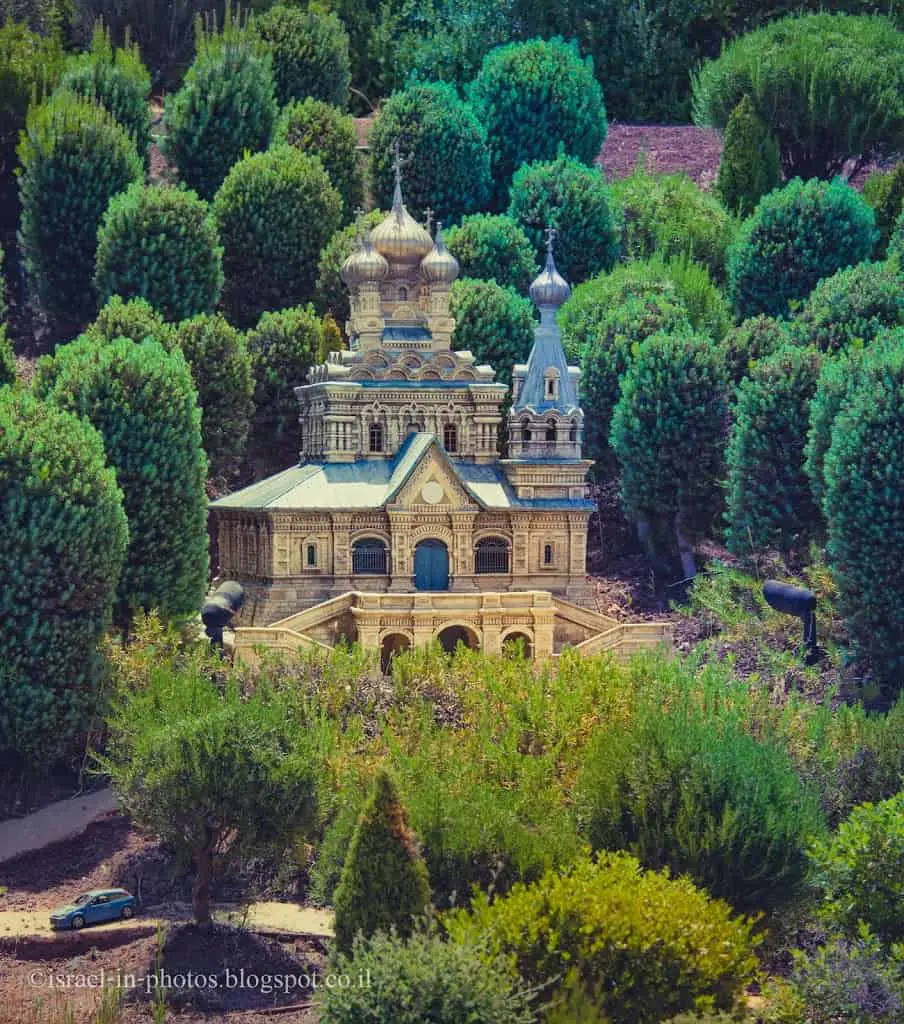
[599,122,725,187]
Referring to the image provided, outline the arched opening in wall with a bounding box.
[352,538,387,574]
[544,543,553,566]
[369,422,383,453]
[380,633,410,674]
[569,419,578,443]
[520,417,531,443]
[545,419,557,443]
[443,423,458,452]
[406,421,423,437]
[502,631,533,659]
[475,537,510,574]
[437,624,479,655]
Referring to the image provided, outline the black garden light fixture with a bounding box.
[762,579,824,666]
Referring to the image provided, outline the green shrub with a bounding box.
[579,292,691,468]
[314,209,385,329]
[172,313,254,480]
[318,929,536,1024]
[507,154,621,284]
[332,771,431,955]
[790,261,904,353]
[863,160,904,258]
[0,326,13,388]
[692,13,904,180]
[35,336,208,626]
[368,82,491,223]
[94,182,224,322]
[468,37,607,210]
[726,345,823,559]
[726,177,878,320]
[273,97,362,224]
[610,330,729,571]
[85,294,176,348]
[449,279,535,387]
[810,791,904,946]
[612,165,736,283]
[718,314,792,384]
[213,145,341,327]
[891,209,904,267]
[575,705,823,914]
[714,94,782,218]
[822,333,904,683]
[162,7,277,200]
[0,388,127,766]
[444,214,537,295]
[446,852,759,1024]
[56,22,152,169]
[251,4,349,108]
[661,253,732,340]
[17,91,142,325]
[246,304,322,465]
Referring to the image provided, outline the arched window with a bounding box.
[569,419,578,443]
[544,543,553,565]
[544,368,560,400]
[545,419,557,443]
[475,537,510,574]
[398,286,408,301]
[352,538,387,574]
[307,543,317,566]
[520,417,531,442]
[369,422,383,453]
[406,421,423,436]
[443,423,458,452]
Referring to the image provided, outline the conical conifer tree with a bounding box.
[332,770,431,955]
[715,95,781,217]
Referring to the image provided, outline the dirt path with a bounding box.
[0,789,119,865]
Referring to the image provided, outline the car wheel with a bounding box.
[121,905,134,920]
[71,915,85,930]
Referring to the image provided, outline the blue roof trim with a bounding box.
[514,313,579,414]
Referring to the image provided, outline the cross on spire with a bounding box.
[423,207,434,235]
[353,206,364,243]
[544,224,557,253]
[391,139,412,215]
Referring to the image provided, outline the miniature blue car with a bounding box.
[49,888,137,930]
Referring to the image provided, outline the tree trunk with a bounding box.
[675,511,697,581]
[192,830,216,926]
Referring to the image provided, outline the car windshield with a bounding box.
[73,893,93,906]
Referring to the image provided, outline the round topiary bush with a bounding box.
[172,313,254,480]
[468,37,607,210]
[449,279,536,387]
[35,335,208,627]
[251,4,350,108]
[790,261,904,353]
[0,388,128,766]
[56,22,152,169]
[714,94,782,218]
[319,930,535,1024]
[17,91,143,325]
[890,210,904,268]
[718,315,791,384]
[725,344,824,559]
[692,13,904,181]
[445,851,759,1024]
[444,214,537,295]
[0,327,14,389]
[213,144,341,327]
[85,295,177,349]
[314,209,385,329]
[575,705,825,914]
[863,160,904,258]
[822,333,904,685]
[612,164,737,283]
[726,177,878,320]
[162,8,277,200]
[368,82,491,223]
[273,97,362,224]
[507,154,621,285]
[94,182,224,322]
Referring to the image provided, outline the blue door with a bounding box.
[414,540,449,591]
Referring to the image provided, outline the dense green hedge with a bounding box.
[369,82,491,223]
[718,314,791,384]
[84,295,176,349]
[314,210,386,329]
[863,161,904,258]
[468,37,607,210]
[726,177,877,320]
[449,279,536,387]
[94,183,224,322]
[35,336,208,627]
[444,214,537,295]
[693,13,904,180]
[213,145,341,327]
[17,91,142,325]
[0,388,127,766]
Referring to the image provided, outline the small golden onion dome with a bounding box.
[370,179,434,266]
[420,222,459,284]
[340,232,389,286]
[529,237,571,308]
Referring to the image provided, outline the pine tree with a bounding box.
[332,771,431,956]
[715,95,781,218]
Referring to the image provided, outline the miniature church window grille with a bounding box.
[443,423,458,452]
[353,538,388,575]
[369,422,384,453]
[307,543,317,567]
[544,543,554,566]
[475,537,510,574]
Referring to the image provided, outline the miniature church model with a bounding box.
[211,159,673,662]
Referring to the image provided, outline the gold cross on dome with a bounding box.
[423,207,434,235]
[544,225,557,252]
[391,138,412,186]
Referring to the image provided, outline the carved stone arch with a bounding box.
[379,627,414,644]
[434,621,480,652]
[387,369,409,380]
[473,527,513,544]
[433,354,455,370]
[364,352,390,368]
[350,528,391,546]
[356,368,375,380]
[421,369,441,379]
[402,353,423,369]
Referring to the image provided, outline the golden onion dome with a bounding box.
[370,177,434,265]
[340,231,389,286]
[529,233,571,308]
[420,222,459,285]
